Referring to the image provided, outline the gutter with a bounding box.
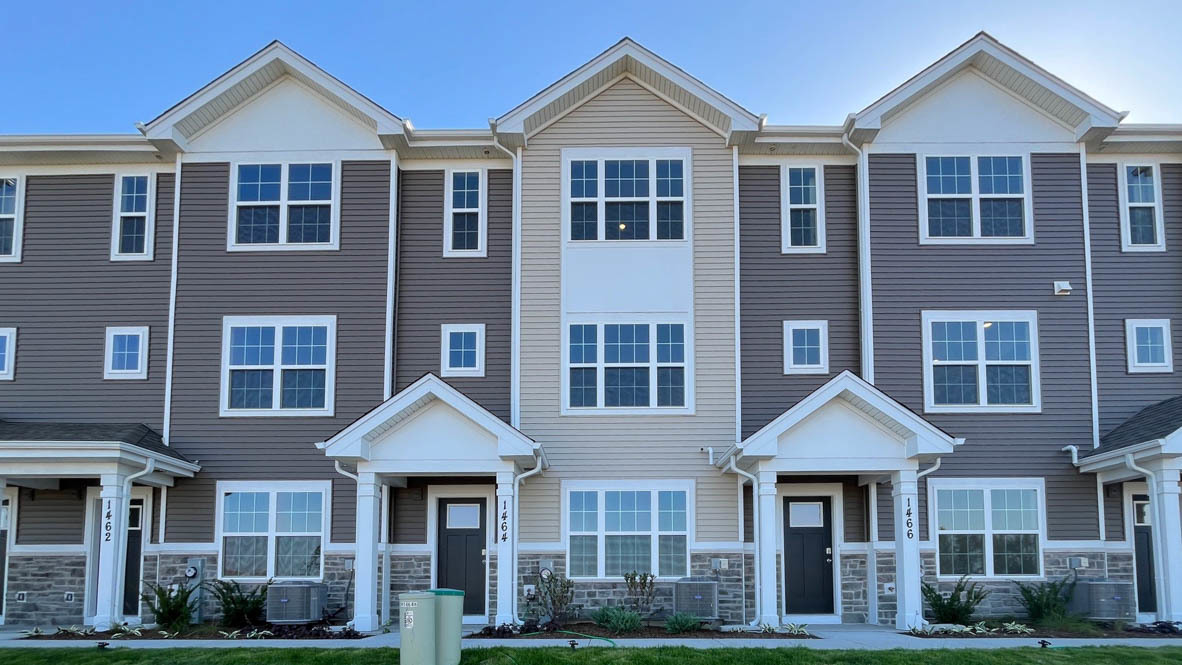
[841,133,874,384]
[724,455,760,624]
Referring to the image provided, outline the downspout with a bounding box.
[725,456,760,624]
[916,458,942,479]
[1124,453,1166,618]
[334,460,359,482]
[1078,145,1100,448]
[842,133,874,384]
[511,456,544,622]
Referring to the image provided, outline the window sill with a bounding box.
[918,237,1035,246]
[1127,366,1174,374]
[104,374,148,381]
[561,406,695,416]
[781,246,826,255]
[785,367,829,376]
[220,576,324,584]
[565,239,689,247]
[443,249,489,259]
[0,255,22,263]
[923,404,1041,415]
[567,575,689,582]
[442,368,485,378]
[935,575,1044,583]
[1119,244,1167,253]
[110,254,155,262]
[219,408,335,418]
[226,242,340,252]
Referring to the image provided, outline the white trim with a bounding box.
[777,483,843,623]
[511,146,522,428]
[927,477,1047,581]
[142,542,220,553]
[855,146,874,384]
[1,486,12,623]
[780,164,826,254]
[163,156,181,444]
[516,542,566,554]
[920,309,1042,414]
[383,152,398,400]
[103,326,150,380]
[440,323,486,378]
[426,484,494,620]
[109,173,156,261]
[443,168,488,258]
[214,480,332,583]
[219,315,337,417]
[398,159,511,171]
[0,327,15,381]
[226,161,341,252]
[1079,147,1100,447]
[733,145,742,444]
[1125,319,1174,373]
[1117,162,1166,252]
[782,320,829,375]
[0,174,25,263]
[917,154,1034,245]
[561,147,693,244]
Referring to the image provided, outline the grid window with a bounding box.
[980,199,1024,238]
[927,157,972,195]
[569,535,598,577]
[275,491,323,578]
[445,170,484,255]
[571,160,597,198]
[922,156,1029,241]
[287,164,332,202]
[925,312,1039,411]
[448,331,477,369]
[441,324,484,377]
[569,368,598,407]
[789,209,817,247]
[656,160,683,197]
[783,167,823,250]
[605,367,649,407]
[784,321,828,374]
[935,484,1042,577]
[0,329,12,379]
[288,205,331,243]
[792,328,821,366]
[570,322,688,410]
[222,491,269,578]
[605,490,652,576]
[605,160,648,198]
[0,178,17,257]
[605,324,649,364]
[656,202,683,240]
[570,324,597,364]
[938,534,985,576]
[927,199,972,238]
[1136,326,1167,365]
[115,175,150,256]
[104,326,149,380]
[1125,165,1161,248]
[567,154,687,242]
[569,491,598,532]
[570,202,598,240]
[1126,319,1173,372]
[234,163,335,248]
[111,334,141,371]
[605,202,649,240]
[220,485,328,580]
[568,487,689,578]
[568,489,599,577]
[224,317,335,415]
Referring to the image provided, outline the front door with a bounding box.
[436,498,486,615]
[122,499,144,616]
[783,496,834,615]
[1132,494,1157,613]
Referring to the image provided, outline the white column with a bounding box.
[353,472,382,632]
[756,470,779,626]
[495,471,516,625]
[93,473,129,631]
[891,469,923,630]
[1149,464,1182,621]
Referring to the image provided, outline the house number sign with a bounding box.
[500,499,510,543]
[905,497,914,540]
[104,500,114,542]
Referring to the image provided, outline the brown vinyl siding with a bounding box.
[388,476,494,545]
[15,486,86,545]
[1103,482,1125,541]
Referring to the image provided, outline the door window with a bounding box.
[446,504,481,529]
[789,502,824,527]
[1133,495,1151,526]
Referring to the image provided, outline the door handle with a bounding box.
[826,558,833,563]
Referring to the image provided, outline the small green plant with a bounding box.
[1002,621,1034,635]
[664,612,700,634]
[1016,575,1077,622]
[759,622,778,633]
[536,571,576,627]
[969,621,997,635]
[54,625,95,637]
[142,582,197,633]
[921,575,990,624]
[782,623,811,636]
[1032,613,1103,636]
[219,628,242,639]
[111,623,143,639]
[205,579,268,628]
[246,628,273,640]
[623,571,657,614]
[907,625,937,636]
[590,606,643,635]
[20,626,44,637]
[158,630,179,639]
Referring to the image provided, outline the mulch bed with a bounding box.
[907,622,1182,639]
[468,623,818,639]
[24,624,365,641]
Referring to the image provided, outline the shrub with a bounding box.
[1016,575,1077,622]
[205,579,268,628]
[624,571,657,614]
[591,606,643,635]
[921,575,990,624]
[664,612,700,634]
[142,582,197,633]
[536,572,576,627]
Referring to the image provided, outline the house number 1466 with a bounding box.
[905,498,914,540]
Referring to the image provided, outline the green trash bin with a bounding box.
[430,588,465,665]
[399,591,436,665]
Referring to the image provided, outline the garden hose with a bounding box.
[519,630,617,646]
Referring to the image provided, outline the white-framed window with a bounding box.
[1125,319,1173,373]
[565,481,692,579]
[929,478,1044,579]
[217,480,330,581]
[0,175,25,262]
[103,326,149,380]
[228,162,339,251]
[0,327,15,380]
[443,169,487,257]
[563,148,691,242]
[440,323,485,378]
[110,174,155,260]
[921,310,1041,413]
[781,165,825,253]
[918,155,1033,244]
[782,320,829,374]
[219,315,336,417]
[1118,164,1165,252]
[564,320,692,413]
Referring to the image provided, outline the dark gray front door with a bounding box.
[437,498,486,615]
[784,496,834,615]
[123,499,144,616]
[1132,494,1156,613]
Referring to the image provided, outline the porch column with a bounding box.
[756,470,779,626]
[495,471,515,625]
[354,472,382,632]
[1149,464,1182,621]
[891,469,923,630]
[93,473,129,631]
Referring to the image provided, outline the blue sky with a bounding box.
[3,0,1180,134]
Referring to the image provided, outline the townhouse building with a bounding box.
[1,32,1180,632]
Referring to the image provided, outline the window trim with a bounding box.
[562,479,694,581]
[0,327,15,380]
[782,320,829,375]
[780,164,826,254]
[561,147,693,244]
[1118,162,1166,252]
[440,323,486,378]
[219,315,337,417]
[215,480,331,583]
[109,173,156,261]
[103,326,150,380]
[928,477,1046,581]
[226,161,341,252]
[0,174,26,263]
[917,154,1034,245]
[920,309,1042,414]
[443,168,488,258]
[1125,318,1173,373]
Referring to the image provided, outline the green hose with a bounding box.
[518,630,617,646]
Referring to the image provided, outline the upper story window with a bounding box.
[565,321,691,413]
[931,479,1044,578]
[781,166,826,253]
[1119,164,1165,251]
[218,481,329,581]
[919,155,1032,244]
[566,482,691,579]
[443,169,487,257]
[564,148,690,242]
[104,326,149,380]
[220,315,336,417]
[921,310,1041,413]
[783,320,829,374]
[1125,319,1173,373]
[440,323,485,378]
[0,327,15,381]
[229,163,338,251]
[0,176,24,262]
[111,175,155,260]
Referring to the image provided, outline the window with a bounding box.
[440,323,485,378]
[110,175,154,260]
[0,176,23,262]
[565,322,690,412]
[781,166,825,253]
[566,483,690,578]
[919,156,1032,243]
[220,316,336,416]
[104,326,149,380]
[1125,319,1173,373]
[921,310,1041,413]
[782,320,829,374]
[932,480,1043,578]
[0,327,15,380]
[446,504,481,529]
[1119,164,1165,251]
[218,482,328,580]
[230,163,338,250]
[444,169,487,257]
[564,149,690,242]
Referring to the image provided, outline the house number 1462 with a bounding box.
[104,500,114,542]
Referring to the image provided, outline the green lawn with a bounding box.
[2,647,1181,665]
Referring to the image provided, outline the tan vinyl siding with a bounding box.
[517,77,737,543]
